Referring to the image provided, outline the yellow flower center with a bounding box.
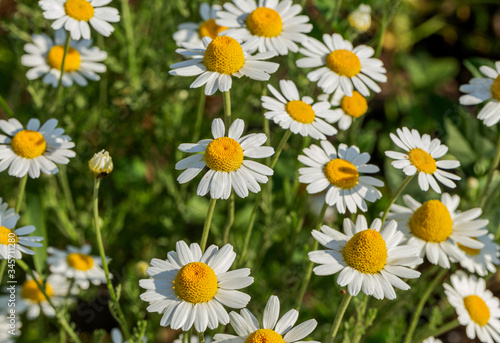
[66,253,95,271]
[464,295,490,326]
[409,200,453,243]
[408,148,437,174]
[64,0,95,21]
[203,36,245,75]
[11,130,47,159]
[0,226,18,245]
[204,137,244,172]
[21,280,54,303]
[490,75,500,101]
[47,46,81,72]
[246,7,283,38]
[325,50,361,77]
[244,329,285,343]
[324,158,359,189]
[342,229,388,274]
[173,262,218,303]
[198,19,227,39]
[457,240,481,256]
[341,91,368,118]
[285,100,316,124]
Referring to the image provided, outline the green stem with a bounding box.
[413,319,460,343]
[403,268,448,343]
[375,0,390,57]
[331,0,343,27]
[326,293,353,343]
[270,130,292,169]
[15,174,28,214]
[352,296,369,343]
[223,90,231,131]
[0,259,6,286]
[201,198,217,252]
[0,94,14,117]
[120,0,140,90]
[380,175,414,225]
[197,332,205,343]
[58,166,76,218]
[193,86,206,142]
[480,134,500,208]
[222,194,234,244]
[56,34,71,91]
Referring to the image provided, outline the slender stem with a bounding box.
[413,319,460,343]
[375,0,390,57]
[352,295,369,343]
[0,94,14,117]
[480,135,500,208]
[222,194,235,244]
[0,259,6,286]
[55,35,71,91]
[223,90,231,131]
[193,87,206,142]
[183,332,188,343]
[58,166,76,218]
[15,175,28,214]
[331,0,343,27]
[326,293,353,343]
[120,0,140,90]
[380,175,414,225]
[201,198,217,252]
[197,332,205,343]
[403,268,448,343]
[270,130,292,169]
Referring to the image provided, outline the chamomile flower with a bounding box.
[0,198,15,219]
[47,245,107,289]
[452,233,499,277]
[169,36,279,96]
[422,338,442,343]
[318,88,369,130]
[39,0,120,40]
[88,149,113,178]
[0,212,43,260]
[216,0,312,55]
[309,215,422,300]
[298,141,383,213]
[348,4,372,33]
[385,127,461,193]
[176,119,274,200]
[387,193,488,269]
[174,3,227,47]
[459,61,500,127]
[21,29,107,87]
[261,80,338,140]
[444,271,500,343]
[139,241,254,332]
[0,118,75,178]
[213,295,318,343]
[297,33,387,96]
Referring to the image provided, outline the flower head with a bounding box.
[0,212,43,260]
[89,149,113,178]
[318,88,369,130]
[348,4,371,32]
[451,233,499,277]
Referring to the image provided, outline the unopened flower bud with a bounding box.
[348,4,371,33]
[89,149,113,179]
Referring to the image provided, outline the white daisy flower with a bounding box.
[298,141,383,214]
[88,149,113,178]
[451,233,499,277]
[0,118,75,178]
[111,328,147,343]
[422,338,442,343]
[348,4,371,33]
[39,0,120,40]
[47,244,108,289]
[213,295,318,343]
[444,271,500,343]
[0,314,21,343]
[385,127,461,193]
[176,119,274,200]
[174,3,227,47]
[309,215,423,300]
[216,0,312,56]
[139,241,254,332]
[21,29,107,88]
[296,33,387,96]
[0,198,15,219]
[318,88,369,131]
[0,212,43,260]
[261,80,338,140]
[459,61,500,127]
[387,193,488,269]
[169,36,279,96]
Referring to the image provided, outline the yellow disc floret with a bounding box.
[491,75,500,101]
[67,253,95,271]
[325,50,361,77]
[464,295,490,326]
[47,46,81,72]
[341,91,368,118]
[11,130,47,159]
[342,229,388,274]
[244,329,285,343]
[285,100,316,124]
[203,36,245,75]
[458,241,481,256]
[64,0,95,21]
[0,226,17,245]
[246,7,283,38]
[324,159,359,189]
[408,148,437,174]
[21,280,54,303]
[409,200,453,243]
[173,262,218,303]
[199,19,228,39]
[204,137,244,172]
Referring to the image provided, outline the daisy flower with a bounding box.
[422,338,442,343]
[47,244,108,289]
[213,295,318,343]
[139,241,254,332]
[174,3,227,47]
[348,4,372,33]
[444,271,500,343]
[0,212,43,260]
[0,118,75,178]
[261,80,338,140]
[318,88,369,130]
[88,149,114,178]
[298,141,383,214]
[296,33,387,96]
[452,233,499,277]
[387,193,488,269]
[176,119,274,200]
[215,0,312,56]
[21,29,107,87]
[0,197,15,219]
[309,215,422,300]
[169,36,279,96]
[39,0,120,40]
[459,61,500,127]
[385,127,461,193]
